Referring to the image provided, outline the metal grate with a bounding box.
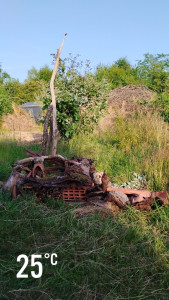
[62,186,89,201]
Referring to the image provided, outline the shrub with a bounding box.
[43,55,109,138]
[153,92,169,122]
[58,111,169,190]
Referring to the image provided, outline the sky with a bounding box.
[1,0,169,82]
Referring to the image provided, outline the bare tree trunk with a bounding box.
[47,115,53,154]
[50,33,67,156]
[41,104,52,155]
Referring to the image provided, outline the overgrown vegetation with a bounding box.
[0,53,169,299]
[57,112,169,191]
[1,111,168,190]
[1,52,169,130]
[42,55,109,138]
[0,116,169,298]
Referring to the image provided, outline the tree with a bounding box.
[96,58,140,89]
[0,65,11,84]
[0,85,12,118]
[4,79,45,104]
[0,66,12,119]
[4,80,25,104]
[136,53,169,93]
[28,65,52,83]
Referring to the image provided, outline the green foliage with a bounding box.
[0,84,13,119]
[28,65,52,83]
[0,137,169,299]
[5,78,46,104]
[137,53,169,92]
[1,54,169,127]
[0,140,40,180]
[96,57,140,89]
[23,79,45,103]
[58,112,169,191]
[0,106,169,298]
[153,92,169,122]
[1,194,169,299]
[0,66,13,119]
[43,55,109,138]
[4,80,25,104]
[0,65,11,84]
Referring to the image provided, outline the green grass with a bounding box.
[58,112,169,190]
[0,194,169,299]
[0,112,169,299]
[0,140,41,181]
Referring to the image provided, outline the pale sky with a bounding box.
[1,0,169,82]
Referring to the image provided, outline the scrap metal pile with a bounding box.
[3,149,169,213]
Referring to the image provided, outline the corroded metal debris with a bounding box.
[3,149,169,213]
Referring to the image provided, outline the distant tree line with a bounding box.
[0,53,169,134]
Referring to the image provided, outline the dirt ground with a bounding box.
[0,131,42,144]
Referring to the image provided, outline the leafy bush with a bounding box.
[43,55,109,138]
[153,92,169,122]
[137,53,169,93]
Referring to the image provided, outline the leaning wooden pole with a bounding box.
[41,104,53,155]
[50,33,67,156]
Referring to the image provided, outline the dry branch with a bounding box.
[41,104,53,155]
[3,150,169,214]
[50,33,67,156]
[41,33,67,156]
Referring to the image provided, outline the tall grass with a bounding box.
[0,112,169,299]
[58,112,169,190]
[0,139,41,180]
[0,111,168,190]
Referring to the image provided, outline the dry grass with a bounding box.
[99,85,155,131]
[2,103,41,132]
[59,111,169,191]
[0,104,42,143]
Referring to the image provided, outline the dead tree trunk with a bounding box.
[50,33,67,156]
[41,33,67,156]
[47,115,53,154]
[41,104,52,155]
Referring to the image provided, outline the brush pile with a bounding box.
[3,149,169,214]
